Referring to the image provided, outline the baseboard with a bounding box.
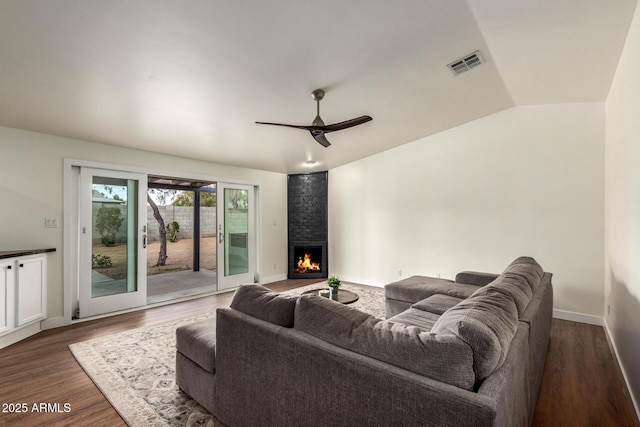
[552,309,603,326]
[41,316,69,330]
[259,274,288,285]
[603,318,640,426]
[0,323,41,350]
[337,276,385,288]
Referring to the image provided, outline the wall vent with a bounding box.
[447,51,484,76]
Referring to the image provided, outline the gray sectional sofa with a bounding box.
[176,256,553,426]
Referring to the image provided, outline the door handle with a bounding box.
[219,231,224,244]
[143,234,147,248]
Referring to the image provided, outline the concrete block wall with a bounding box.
[92,204,216,243]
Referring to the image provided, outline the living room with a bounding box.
[1,1,639,425]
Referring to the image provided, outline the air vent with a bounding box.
[447,51,484,76]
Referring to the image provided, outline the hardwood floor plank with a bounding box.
[0,280,635,426]
[532,319,635,427]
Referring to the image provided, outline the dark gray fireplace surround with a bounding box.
[288,171,328,279]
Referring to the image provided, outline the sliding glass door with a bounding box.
[78,168,147,318]
[217,183,255,290]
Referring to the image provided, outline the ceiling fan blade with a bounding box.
[311,131,331,147]
[255,121,313,131]
[321,115,372,133]
[256,89,371,148]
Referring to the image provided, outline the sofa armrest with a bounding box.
[455,271,500,287]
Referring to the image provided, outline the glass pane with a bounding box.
[224,188,248,276]
[200,187,217,272]
[91,177,138,297]
[146,189,194,276]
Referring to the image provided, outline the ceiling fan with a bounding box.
[255,89,372,147]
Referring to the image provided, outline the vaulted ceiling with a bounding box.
[0,1,636,173]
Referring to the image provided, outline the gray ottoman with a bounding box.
[175,318,217,413]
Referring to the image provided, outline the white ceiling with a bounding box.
[0,0,636,174]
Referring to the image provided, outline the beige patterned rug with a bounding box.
[69,283,385,426]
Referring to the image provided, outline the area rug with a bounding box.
[69,283,385,426]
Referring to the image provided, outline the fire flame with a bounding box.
[297,252,320,273]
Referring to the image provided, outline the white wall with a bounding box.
[330,103,605,316]
[0,126,288,321]
[605,0,640,415]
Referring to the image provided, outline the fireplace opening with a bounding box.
[294,246,322,274]
[288,241,327,279]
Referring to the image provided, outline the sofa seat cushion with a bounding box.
[411,294,463,315]
[295,295,476,390]
[387,307,441,331]
[431,289,518,382]
[176,318,217,373]
[230,284,298,327]
[385,276,478,303]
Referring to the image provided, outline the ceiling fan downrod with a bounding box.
[311,89,325,127]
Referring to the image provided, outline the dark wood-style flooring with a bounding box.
[0,279,635,426]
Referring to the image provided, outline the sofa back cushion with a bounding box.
[465,256,543,318]
[431,289,518,382]
[294,295,476,390]
[472,273,533,316]
[230,284,298,327]
[455,271,500,287]
[502,256,544,292]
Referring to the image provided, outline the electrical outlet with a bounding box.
[608,304,611,315]
[45,218,58,228]
[398,270,402,277]
[273,263,277,270]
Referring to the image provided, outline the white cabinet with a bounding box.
[0,259,16,335]
[0,253,47,338]
[16,255,47,327]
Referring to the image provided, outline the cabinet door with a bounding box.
[0,260,15,335]
[16,256,46,326]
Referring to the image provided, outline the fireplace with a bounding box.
[289,241,327,279]
[288,172,328,279]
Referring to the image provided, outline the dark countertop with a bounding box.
[0,248,56,260]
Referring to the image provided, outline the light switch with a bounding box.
[45,218,59,228]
